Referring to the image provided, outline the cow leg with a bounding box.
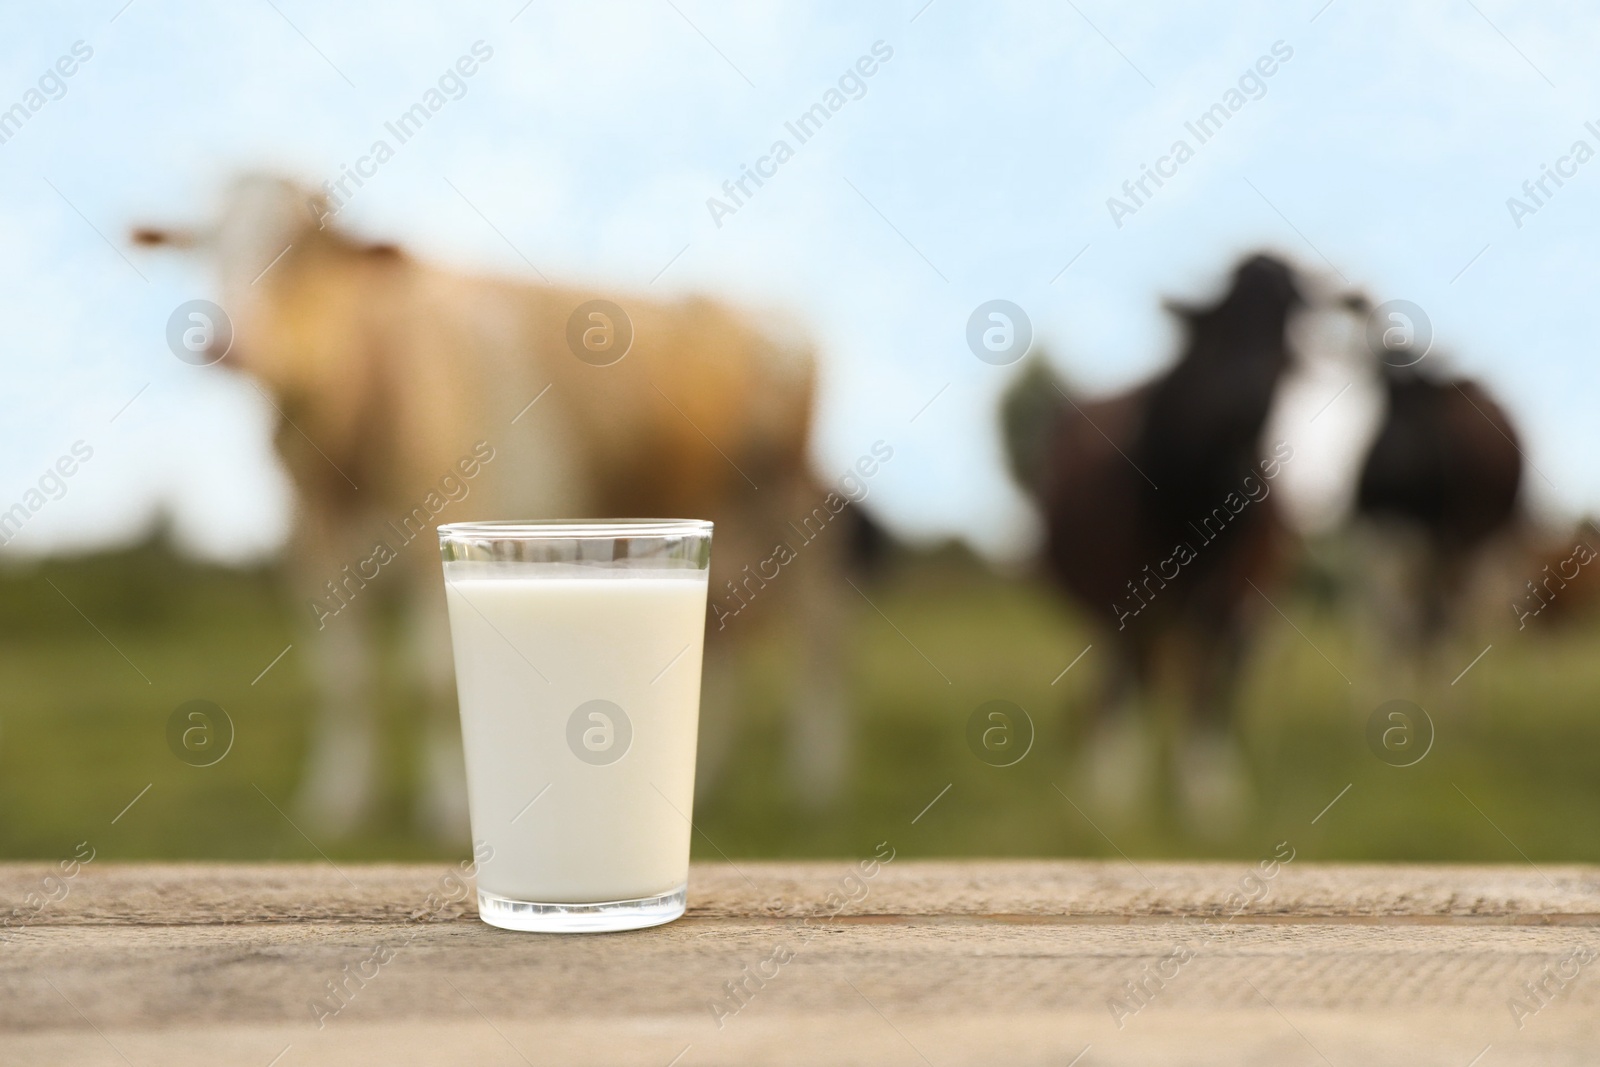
[697,535,850,808]
[292,589,380,838]
[1173,621,1251,837]
[701,483,852,808]
[693,633,740,807]
[1422,544,1477,700]
[1353,520,1430,702]
[783,550,849,807]
[1071,634,1153,822]
[406,578,470,846]
[693,515,766,807]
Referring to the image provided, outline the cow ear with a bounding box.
[130,226,201,249]
[1162,297,1200,321]
[130,227,168,245]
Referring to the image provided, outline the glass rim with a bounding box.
[437,518,713,541]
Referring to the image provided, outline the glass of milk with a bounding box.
[437,519,712,932]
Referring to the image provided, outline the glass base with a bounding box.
[476,883,687,933]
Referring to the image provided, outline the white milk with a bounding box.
[443,564,708,903]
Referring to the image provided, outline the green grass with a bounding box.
[2,538,1598,866]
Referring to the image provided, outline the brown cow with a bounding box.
[134,173,851,839]
[1003,254,1311,832]
[1350,329,1526,687]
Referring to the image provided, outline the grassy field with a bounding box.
[2,536,1598,867]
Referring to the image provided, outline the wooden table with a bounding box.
[3,860,1597,1065]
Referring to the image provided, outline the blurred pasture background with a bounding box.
[5,534,1600,863]
[3,0,1600,864]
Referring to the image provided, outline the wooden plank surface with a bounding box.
[3,860,1599,1065]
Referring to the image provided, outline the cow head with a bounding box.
[1159,251,1313,385]
[132,174,395,467]
[133,173,327,296]
[132,173,352,382]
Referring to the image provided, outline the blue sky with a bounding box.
[2,0,1596,561]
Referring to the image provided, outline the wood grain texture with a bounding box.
[3,860,1599,1066]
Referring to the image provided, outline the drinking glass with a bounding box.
[437,519,712,932]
